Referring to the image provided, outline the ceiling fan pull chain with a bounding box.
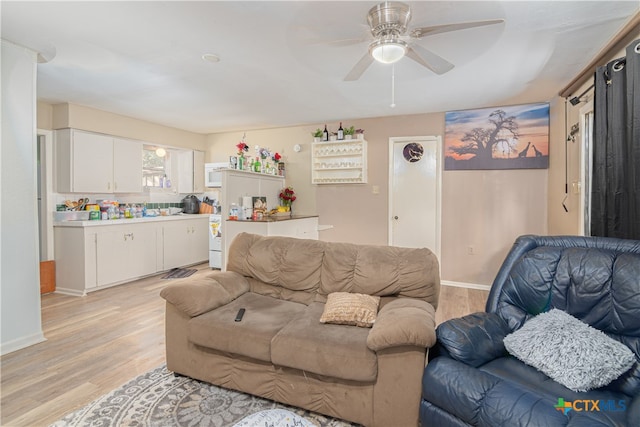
[391,64,396,108]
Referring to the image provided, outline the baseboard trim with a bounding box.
[1,332,47,356]
[441,280,491,291]
[54,287,86,297]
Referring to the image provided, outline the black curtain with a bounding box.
[591,39,640,239]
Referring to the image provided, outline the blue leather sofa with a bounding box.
[420,235,640,426]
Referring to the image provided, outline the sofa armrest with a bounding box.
[159,271,250,317]
[436,312,511,367]
[367,298,436,351]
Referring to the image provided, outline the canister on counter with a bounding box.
[89,210,100,220]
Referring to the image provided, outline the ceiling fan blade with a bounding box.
[406,45,454,75]
[344,52,374,81]
[410,19,504,39]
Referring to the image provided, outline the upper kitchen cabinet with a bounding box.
[177,149,205,194]
[113,138,143,193]
[55,129,142,193]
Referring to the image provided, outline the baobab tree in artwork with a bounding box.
[449,110,520,161]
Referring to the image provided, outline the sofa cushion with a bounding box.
[319,292,380,328]
[271,302,377,382]
[436,312,511,367]
[367,298,437,351]
[319,242,440,309]
[188,292,306,362]
[503,309,635,392]
[160,271,249,317]
[423,356,633,427]
[227,233,325,296]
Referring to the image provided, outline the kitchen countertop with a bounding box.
[226,214,318,223]
[53,213,210,227]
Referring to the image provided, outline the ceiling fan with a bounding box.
[343,1,504,81]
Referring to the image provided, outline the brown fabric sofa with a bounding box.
[160,232,440,427]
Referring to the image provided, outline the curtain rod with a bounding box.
[559,12,640,98]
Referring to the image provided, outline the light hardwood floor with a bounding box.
[0,265,488,427]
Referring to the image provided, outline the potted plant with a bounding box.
[355,128,365,140]
[344,126,355,140]
[312,129,323,142]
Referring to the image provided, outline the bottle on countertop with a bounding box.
[337,122,344,140]
[322,124,329,142]
[229,203,239,220]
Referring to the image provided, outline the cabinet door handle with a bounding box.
[130,232,134,240]
[107,182,111,191]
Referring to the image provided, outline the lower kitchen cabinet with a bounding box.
[96,223,157,286]
[54,216,209,295]
[162,219,209,270]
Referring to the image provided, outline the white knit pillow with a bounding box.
[503,309,636,392]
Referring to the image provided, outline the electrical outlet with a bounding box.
[372,185,380,194]
[467,246,475,255]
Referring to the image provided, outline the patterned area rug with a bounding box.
[50,365,358,427]
[162,268,197,279]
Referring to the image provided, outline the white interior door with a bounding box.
[389,136,441,257]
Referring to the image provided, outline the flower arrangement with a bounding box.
[355,128,364,135]
[236,141,249,156]
[279,186,296,210]
[272,152,281,163]
[256,146,270,160]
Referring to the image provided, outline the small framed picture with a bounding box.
[229,156,237,169]
[252,196,267,213]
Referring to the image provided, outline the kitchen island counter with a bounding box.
[226,214,318,223]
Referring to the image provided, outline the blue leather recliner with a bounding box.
[420,235,640,427]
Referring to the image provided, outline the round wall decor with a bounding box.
[403,142,424,162]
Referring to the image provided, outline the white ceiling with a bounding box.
[2,1,638,134]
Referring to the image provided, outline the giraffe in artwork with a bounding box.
[532,144,543,157]
[518,141,531,158]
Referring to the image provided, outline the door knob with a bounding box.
[394,216,399,220]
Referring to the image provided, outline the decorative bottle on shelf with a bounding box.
[238,155,244,170]
[337,122,344,140]
[322,124,329,141]
[254,158,261,173]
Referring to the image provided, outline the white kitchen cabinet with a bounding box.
[193,150,205,193]
[177,150,206,194]
[54,226,99,295]
[311,138,368,184]
[55,129,142,193]
[53,216,209,295]
[113,138,143,193]
[162,218,209,269]
[96,223,157,286]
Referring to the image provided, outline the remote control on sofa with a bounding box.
[235,308,245,322]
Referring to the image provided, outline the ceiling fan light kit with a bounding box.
[370,38,407,64]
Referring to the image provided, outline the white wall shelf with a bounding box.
[311,138,367,184]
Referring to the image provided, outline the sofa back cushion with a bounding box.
[227,233,325,304]
[487,235,640,396]
[319,242,440,309]
[228,233,441,309]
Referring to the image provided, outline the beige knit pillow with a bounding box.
[319,292,380,328]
